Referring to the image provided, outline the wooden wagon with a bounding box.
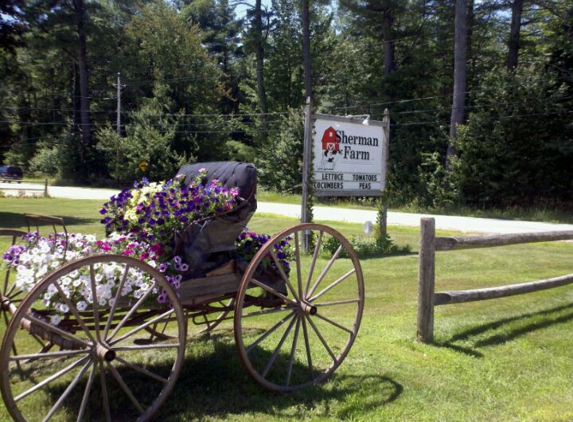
[0,162,365,422]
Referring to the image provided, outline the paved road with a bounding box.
[257,202,573,234]
[3,182,573,234]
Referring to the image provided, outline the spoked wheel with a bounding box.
[0,254,187,422]
[234,223,365,392]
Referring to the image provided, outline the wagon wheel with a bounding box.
[0,254,187,422]
[234,223,365,392]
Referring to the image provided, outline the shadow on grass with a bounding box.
[358,250,418,261]
[0,211,96,230]
[437,303,573,357]
[27,332,401,422]
[162,338,402,421]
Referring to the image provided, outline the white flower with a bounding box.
[57,303,70,313]
[5,230,171,314]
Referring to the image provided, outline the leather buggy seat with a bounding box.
[174,162,258,277]
[176,161,257,222]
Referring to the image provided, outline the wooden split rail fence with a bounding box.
[417,217,573,343]
[0,179,48,197]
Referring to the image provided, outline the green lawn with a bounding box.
[1,197,573,421]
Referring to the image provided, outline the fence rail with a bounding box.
[0,179,48,197]
[417,217,573,343]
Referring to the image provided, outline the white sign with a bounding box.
[313,114,388,196]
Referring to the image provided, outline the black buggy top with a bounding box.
[174,161,258,276]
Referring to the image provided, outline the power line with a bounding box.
[0,119,287,127]
[325,81,573,113]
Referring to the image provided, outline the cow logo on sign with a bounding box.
[318,126,341,170]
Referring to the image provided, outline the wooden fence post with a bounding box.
[44,179,48,197]
[417,218,436,343]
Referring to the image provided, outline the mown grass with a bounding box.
[1,197,573,421]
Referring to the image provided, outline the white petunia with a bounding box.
[50,314,62,326]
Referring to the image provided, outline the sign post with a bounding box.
[301,97,313,252]
[301,98,312,224]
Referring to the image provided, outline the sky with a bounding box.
[233,0,272,19]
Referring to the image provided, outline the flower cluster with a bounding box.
[2,232,184,325]
[235,228,293,273]
[99,169,239,257]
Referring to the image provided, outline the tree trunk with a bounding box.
[507,0,523,70]
[254,0,268,137]
[382,5,396,75]
[448,0,468,161]
[72,63,78,132]
[302,0,312,98]
[74,0,91,145]
[466,0,475,85]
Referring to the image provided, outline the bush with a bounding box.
[321,230,410,258]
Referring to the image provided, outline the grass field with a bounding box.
[1,197,573,421]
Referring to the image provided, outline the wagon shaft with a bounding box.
[19,310,84,351]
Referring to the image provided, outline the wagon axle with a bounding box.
[96,344,116,362]
[1,295,11,311]
[300,301,318,315]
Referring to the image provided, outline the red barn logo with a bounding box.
[318,126,341,170]
[321,126,339,152]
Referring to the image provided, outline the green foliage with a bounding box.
[28,140,59,176]
[225,140,256,163]
[451,65,573,208]
[256,108,304,193]
[97,97,191,184]
[416,151,458,209]
[23,130,92,182]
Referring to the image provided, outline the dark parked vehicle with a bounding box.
[0,165,23,183]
